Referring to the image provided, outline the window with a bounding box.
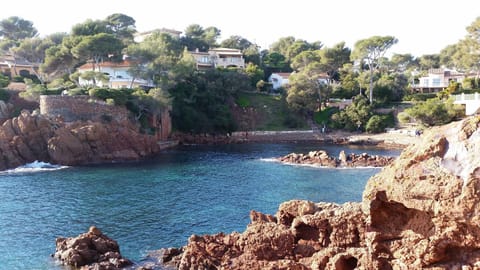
[432,78,441,87]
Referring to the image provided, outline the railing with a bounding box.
[215,58,245,66]
[454,93,480,102]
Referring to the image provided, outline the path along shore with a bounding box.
[173,128,422,149]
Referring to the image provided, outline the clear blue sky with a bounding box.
[1,0,479,57]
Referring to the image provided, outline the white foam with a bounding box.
[1,161,68,174]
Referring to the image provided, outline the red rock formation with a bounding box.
[277,150,394,168]
[0,110,160,170]
[155,116,480,269]
[54,226,132,269]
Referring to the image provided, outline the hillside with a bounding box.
[232,92,308,131]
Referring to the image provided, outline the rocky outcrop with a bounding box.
[53,226,132,269]
[0,110,160,170]
[277,150,395,167]
[156,116,480,269]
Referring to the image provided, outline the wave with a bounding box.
[1,161,69,174]
[259,158,381,170]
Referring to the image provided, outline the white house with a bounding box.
[412,68,466,93]
[77,60,154,89]
[268,72,291,89]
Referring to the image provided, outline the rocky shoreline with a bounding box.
[172,129,418,149]
[277,150,395,167]
[149,116,480,269]
[0,110,161,171]
[54,116,480,269]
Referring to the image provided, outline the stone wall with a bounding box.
[39,95,172,140]
[39,95,130,123]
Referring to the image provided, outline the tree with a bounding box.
[245,63,264,88]
[417,54,440,70]
[181,24,210,51]
[390,53,417,72]
[220,35,252,50]
[125,32,182,87]
[71,33,124,70]
[319,42,351,82]
[286,70,329,115]
[290,50,321,71]
[351,35,398,103]
[243,44,261,66]
[71,19,109,36]
[202,26,221,48]
[331,95,373,131]
[0,16,38,41]
[41,36,82,79]
[105,13,136,45]
[14,37,56,83]
[263,52,289,73]
[270,36,296,57]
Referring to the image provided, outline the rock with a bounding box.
[53,226,132,269]
[152,116,480,269]
[277,150,394,168]
[0,111,161,170]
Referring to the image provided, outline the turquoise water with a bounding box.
[0,143,399,269]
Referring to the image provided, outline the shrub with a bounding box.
[0,89,10,102]
[403,93,437,101]
[236,95,250,108]
[366,113,394,133]
[0,73,9,88]
[12,76,24,82]
[402,97,464,126]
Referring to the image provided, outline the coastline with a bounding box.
[172,128,420,149]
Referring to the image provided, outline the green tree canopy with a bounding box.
[105,13,136,45]
[72,33,124,70]
[0,16,38,41]
[220,35,253,51]
[351,35,398,103]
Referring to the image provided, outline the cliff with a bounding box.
[0,110,160,170]
[156,116,480,269]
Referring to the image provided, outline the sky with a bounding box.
[1,0,479,57]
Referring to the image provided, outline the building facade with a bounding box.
[412,68,466,93]
[77,60,154,89]
[189,48,245,70]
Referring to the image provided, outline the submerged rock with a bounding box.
[153,116,480,269]
[53,226,132,269]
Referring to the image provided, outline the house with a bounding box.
[134,28,182,42]
[77,60,154,89]
[189,48,245,70]
[189,49,214,70]
[268,72,329,90]
[412,68,466,93]
[268,72,291,89]
[0,54,39,78]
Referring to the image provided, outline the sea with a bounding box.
[0,142,400,269]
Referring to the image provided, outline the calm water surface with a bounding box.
[0,143,400,269]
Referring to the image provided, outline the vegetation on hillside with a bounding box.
[1,14,480,134]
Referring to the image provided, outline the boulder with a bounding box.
[53,226,132,270]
